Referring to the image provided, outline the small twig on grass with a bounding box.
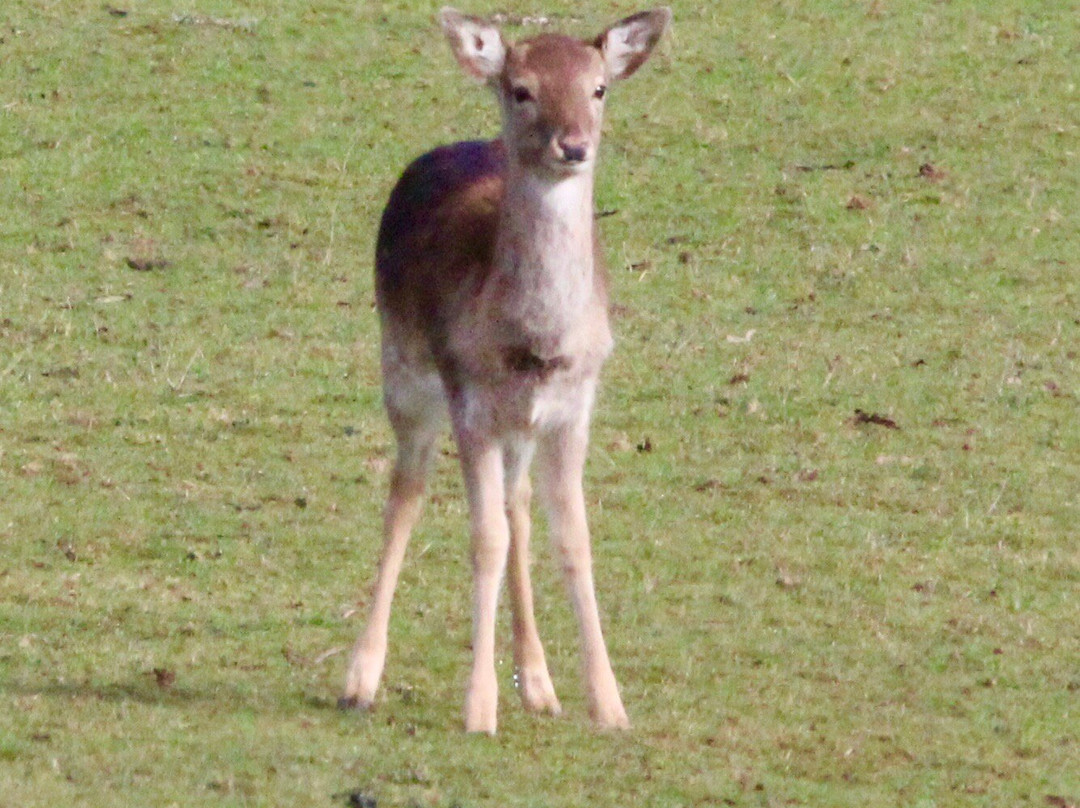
[314,646,345,665]
[986,478,1008,515]
[323,136,362,267]
[172,13,258,33]
[167,349,204,392]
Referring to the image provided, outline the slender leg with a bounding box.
[457,429,510,734]
[503,440,561,715]
[340,416,438,710]
[536,423,629,729]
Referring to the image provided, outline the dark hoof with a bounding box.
[337,695,374,712]
[333,789,377,808]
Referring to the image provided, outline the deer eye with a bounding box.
[511,86,534,104]
[593,84,607,100]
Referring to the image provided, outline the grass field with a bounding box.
[2,0,1077,805]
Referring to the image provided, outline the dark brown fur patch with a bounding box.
[503,345,571,377]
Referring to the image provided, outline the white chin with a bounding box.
[546,158,591,176]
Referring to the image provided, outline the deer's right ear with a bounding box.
[440,8,506,82]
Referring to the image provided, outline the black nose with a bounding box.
[560,143,587,163]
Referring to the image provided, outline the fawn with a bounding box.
[340,6,671,733]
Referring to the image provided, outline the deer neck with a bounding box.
[492,162,597,353]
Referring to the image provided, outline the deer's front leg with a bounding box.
[537,422,629,730]
[457,430,511,734]
[504,441,561,716]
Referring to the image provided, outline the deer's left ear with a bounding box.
[595,7,671,82]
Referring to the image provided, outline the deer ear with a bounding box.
[595,7,671,82]
[440,7,507,82]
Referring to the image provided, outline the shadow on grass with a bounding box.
[4,677,342,716]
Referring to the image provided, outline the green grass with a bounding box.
[2,0,1077,805]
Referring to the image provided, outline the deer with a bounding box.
[339,6,671,734]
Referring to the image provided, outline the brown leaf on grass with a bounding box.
[42,366,80,379]
[126,257,171,272]
[1045,797,1077,808]
[794,160,855,172]
[854,409,900,429]
[846,195,872,211]
[918,162,946,181]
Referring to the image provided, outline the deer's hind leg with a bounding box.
[536,417,629,730]
[341,363,443,711]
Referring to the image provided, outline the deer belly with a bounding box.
[454,372,596,436]
[529,376,597,431]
